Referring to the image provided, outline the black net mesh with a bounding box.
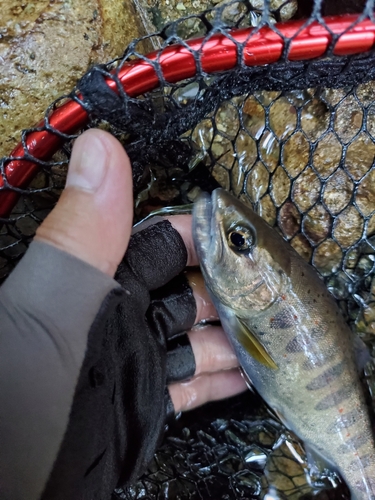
[2,0,375,498]
[115,393,353,500]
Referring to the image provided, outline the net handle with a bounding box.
[1,14,375,218]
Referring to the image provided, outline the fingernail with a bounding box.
[66,132,108,192]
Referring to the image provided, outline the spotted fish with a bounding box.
[193,188,375,499]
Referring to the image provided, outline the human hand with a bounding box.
[36,130,246,413]
[35,129,247,414]
[0,129,246,500]
[161,222,247,413]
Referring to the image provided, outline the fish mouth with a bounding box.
[192,191,213,262]
[193,190,224,266]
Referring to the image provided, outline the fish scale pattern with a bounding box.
[1,0,375,498]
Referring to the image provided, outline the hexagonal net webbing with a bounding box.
[2,1,375,498]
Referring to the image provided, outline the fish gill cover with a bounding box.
[1,0,375,498]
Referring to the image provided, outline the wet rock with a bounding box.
[283,132,310,178]
[356,81,375,106]
[302,204,332,245]
[212,164,231,190]
[345,133,375,181]
[333,206,363,248]
[313,133,343,179]
[322,169,353,215]
[260,131,280,173]
[246,161,270,204]
[279,201,301,240]
[269,97,297,140]
[250,0,298,21]
[211,135,235,169]
[356,169,375,216]
[291,233,313,261]
[215,101,240,139]
[243,96,266,140]
[292,168,321,212]
[271,166,291,207]
[137,0,298,38]
[326,272,351,300]
[313,239,343,276]
[230,161,246,197]
[368,214,375,237]
[192,118,215,151]
[236,131,258,172]
[258,430,276,447]
[334,95,363,144]
[0,0,145,157]
[301,98,330,142]
[266,470,296,491]
[258,194,277,225]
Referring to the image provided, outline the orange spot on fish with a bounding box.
[339,408,344,413]
[346,433,351,438]
[293,315,298,320]
[281,295,286,300]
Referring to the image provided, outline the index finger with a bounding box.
[165,215,199,267]
[124,220,188,290]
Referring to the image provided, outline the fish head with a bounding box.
[193,188,291,314]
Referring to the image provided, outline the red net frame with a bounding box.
[2,13,375,219]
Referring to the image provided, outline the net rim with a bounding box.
[1,13,375,218]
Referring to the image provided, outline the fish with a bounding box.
[192,188,375,500]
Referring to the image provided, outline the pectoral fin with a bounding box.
[235,316,278,370]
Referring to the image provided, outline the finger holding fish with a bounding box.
[144,215,245,412]
[188,324,240,375]
[169,271,246,413]
[166,214,198,266]
[169,368,247,413]
[135,212,244,413]
[188,270,218,324]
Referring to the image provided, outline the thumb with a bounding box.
[36,129,133,277]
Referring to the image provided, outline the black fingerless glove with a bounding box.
[0,221,196,500]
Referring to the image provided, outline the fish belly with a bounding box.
[216,291,375,500]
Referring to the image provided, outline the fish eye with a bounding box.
[227,227,254,252]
